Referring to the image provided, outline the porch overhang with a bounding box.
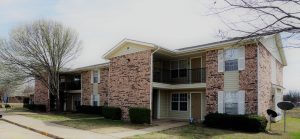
[152,82,206,90]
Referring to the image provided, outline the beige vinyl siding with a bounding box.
[159,90,169,118]
[224,71,239,91]
[168,93,190,120]
[260,36,282,63]
[159,90,190,120]
[92,83,98,93]
[111,42,152,58]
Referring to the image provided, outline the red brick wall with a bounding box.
[258,45,272,116]
[276,60,283,86]
[81,68,109,106]
[81,71,92,105]
[206,44,259,114]
[34,79,50,111]
[99,68,109,105]
[239,44,258,114]
[108,50,152,119]
[205,50,224,113]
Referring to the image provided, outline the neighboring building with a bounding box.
[34,34,286,121]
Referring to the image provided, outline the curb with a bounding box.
[0,118,63,139]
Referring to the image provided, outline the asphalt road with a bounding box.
[0,120,51,139]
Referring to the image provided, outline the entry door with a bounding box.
[191,58,202,83]
[191,93,201,122]
[73,95,81,111]
[152,89,158,119]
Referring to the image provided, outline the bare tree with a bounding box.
[0,20,81,111]
[284,90,300,105]
[0,62,25,103]
[210,0,300,44]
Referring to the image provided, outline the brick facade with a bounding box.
[258,44,284,116]
[81,71,93,105]
[276,60,283,86]
[108,50,152,119]
[34,79,50,111]
[239,44,258,114]
[205,50,224,113]
[81,68,109,106]
[206,44,260,114]
[99,68,109,105]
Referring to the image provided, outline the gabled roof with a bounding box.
[103,39,158,59]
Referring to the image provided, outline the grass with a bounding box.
[18,109,150,134]
[55,118,150,134]
[129,108,300,139]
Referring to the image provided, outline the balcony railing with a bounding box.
[153,68,206,84]
[60,81,81,91]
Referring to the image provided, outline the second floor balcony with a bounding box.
[153,68,206,84]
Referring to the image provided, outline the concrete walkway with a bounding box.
[2,115,117,139]
[0,120,52,139]
[1,113,188,139]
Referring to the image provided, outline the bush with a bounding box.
[129,107,150,124]
[0,104,2,108]
[203,113,267,132]
[23,98,30,104]
[76,105,102,115]
[5,104,11,109]
[102,106,122,120]
[23,104,46,112]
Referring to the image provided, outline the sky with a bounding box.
[0,0,299,91]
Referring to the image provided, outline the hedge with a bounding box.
[203,113,267,132]
[102,106,122,120]
[129,107,150,124]
[76,105,102,115]
[23,104,46,112]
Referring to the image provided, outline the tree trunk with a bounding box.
[56,93,61,112]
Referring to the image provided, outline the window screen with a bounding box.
[225,59,238,71]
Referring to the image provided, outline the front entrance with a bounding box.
[191,93,201,122]
[152,89,158,119]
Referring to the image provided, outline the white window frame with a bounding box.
[170,93,188,112]
[218,90,245,115]
[224,48,239,71]
[91,69,100,83]
[224,91,239,115]
[91,94,100,106]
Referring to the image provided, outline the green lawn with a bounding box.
[20,111,150,134]
[129,108,300,139]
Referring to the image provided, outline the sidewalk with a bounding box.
[2,115,117,139]
[1,112,188,139]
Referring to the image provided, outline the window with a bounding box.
[171,61,178,78]
[224,92,238,115]
[93,70,99,83]
[170,60,188,78]
[224,48,238,71]
[171,93,188,111]
[179,60,188,77]
[91,94,99,106]
[225,103,238,114]
[225,59,238,71]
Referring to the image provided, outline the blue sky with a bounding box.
[0,0,299,91]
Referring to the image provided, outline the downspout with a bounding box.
[150,46,160,123]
